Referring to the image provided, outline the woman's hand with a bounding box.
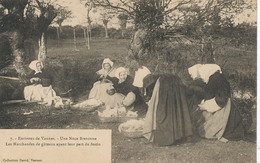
[30,77,41,83]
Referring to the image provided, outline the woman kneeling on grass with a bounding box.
[142,74,193,146]
[186,64,245,142]
[88,58,116,103]
[24,60,62,106]
[105,67,148,117]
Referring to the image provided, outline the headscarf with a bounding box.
[102,58,114,68]
[97,58,115,76]
[188,64,202,80]
[115,67,128,79]
[29,60,43,73]
[198,64,222,83]
[133,66,151,88]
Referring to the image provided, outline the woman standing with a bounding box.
[142,74,193,146]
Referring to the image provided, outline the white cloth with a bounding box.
[88,82,114,102]
[73,98,102,108]
[133,66,151,88]
[188,64,222,83]
[143,78,160,141]
[198,98,231,139]
[114,67,128,79]
[29,60,43,73]
[198,98,222,113]
[104,93,125,108]
[122,92,136,106]
[24,85,58,106]
[188,64,202,80]
[198,64,222,83]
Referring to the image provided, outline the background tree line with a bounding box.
[0,0,257,78]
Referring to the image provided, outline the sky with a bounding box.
[57,0,121,28]
[57,0,257,27]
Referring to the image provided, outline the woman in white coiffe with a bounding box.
[24,60,61,106]
[88,58,116,103]
[187,64,245,142]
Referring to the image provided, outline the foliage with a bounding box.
[117,13,128,36]
[0,0,28,32]
[55,6,72,30]
[0,35,12,69]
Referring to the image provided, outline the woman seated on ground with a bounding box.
[88,58,116,103]
[142,74,193,146]
[105,67,148,117]
[186,64,245,142]
[24,60,62,106]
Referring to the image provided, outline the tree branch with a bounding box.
[164,0,191,15]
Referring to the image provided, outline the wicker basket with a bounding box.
[98,116,118,123]
[118,116,138,123]
[120,130,143,138]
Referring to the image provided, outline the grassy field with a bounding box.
[0,37,256,163]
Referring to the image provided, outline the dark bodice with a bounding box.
[28,69,52,87]
[204,71,231,108]
[186,71,231,108]
[106,75,135,96]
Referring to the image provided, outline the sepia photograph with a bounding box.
[0,0,257,162]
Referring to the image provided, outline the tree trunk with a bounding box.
[87,27,90,50]
[73,28,78,51]
[127,29,151,76]
[58,23,62,33]
[7,31,27,78]
[83,28,88,48]
[38,32,47,65]
[89,25,92,40]
[121,29,125,38]
[56,27,60,46]
[128,29,149,59]
[104,25,109,38]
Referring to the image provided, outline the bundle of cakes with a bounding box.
[118,119,144,138]
[97,108,119,122]
[97,106,139,123]
[118,110,138,122]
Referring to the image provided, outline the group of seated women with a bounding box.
[88,58,149,117]
[23,58,246,146]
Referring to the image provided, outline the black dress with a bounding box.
[186,71,245,140]
[27,69,52,87]
[143,74,193,146]
[107,75,148,117]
